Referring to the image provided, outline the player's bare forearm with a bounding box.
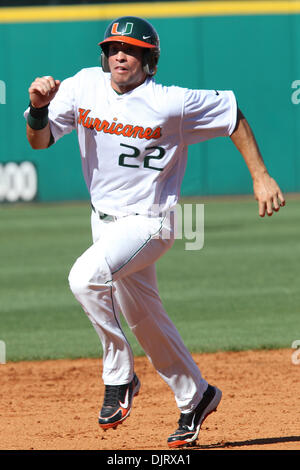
[26,122,53,149]
[230,109,266,179]
[230,108,285,217]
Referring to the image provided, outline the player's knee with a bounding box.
[68,253,112,296]
[68,265,84,296]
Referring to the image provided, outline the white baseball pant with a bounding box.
[68,209,208,412]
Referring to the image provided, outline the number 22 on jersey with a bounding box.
[118,143,165,171]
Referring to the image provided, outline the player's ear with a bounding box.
[100,44,110,73]
[100,52,110,72]
[142,49,158,76]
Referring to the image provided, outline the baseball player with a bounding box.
[25,16,285,448]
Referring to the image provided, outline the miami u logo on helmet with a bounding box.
[111,22,134,35]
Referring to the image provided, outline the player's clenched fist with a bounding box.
[29,76,60,108]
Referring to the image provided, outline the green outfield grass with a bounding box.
[0,196,299,362]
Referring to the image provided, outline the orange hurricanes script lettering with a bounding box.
[77,108,162,140]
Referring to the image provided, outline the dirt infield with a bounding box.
[0,349,299,451]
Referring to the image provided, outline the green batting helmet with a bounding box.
[99,16,160,76]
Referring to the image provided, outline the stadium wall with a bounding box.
[0,1,299,203]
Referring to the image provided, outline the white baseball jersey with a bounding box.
[26,67,237,215]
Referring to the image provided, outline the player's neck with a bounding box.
[110,76,147,95]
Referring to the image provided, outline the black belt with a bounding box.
[91,203,117,221]
[91,203,139,221]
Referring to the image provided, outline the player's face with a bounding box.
[108,42,147,93]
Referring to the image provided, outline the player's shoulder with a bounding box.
[70,66,106,83]
[151,79,185,99]
[148,79,186,113]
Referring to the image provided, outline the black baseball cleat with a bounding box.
[99,373,141,430]
[167,384,222,448]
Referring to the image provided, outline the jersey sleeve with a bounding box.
[181,88,237,145]
[47,75,77,142]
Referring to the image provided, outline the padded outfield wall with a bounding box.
[0,1,299,203]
